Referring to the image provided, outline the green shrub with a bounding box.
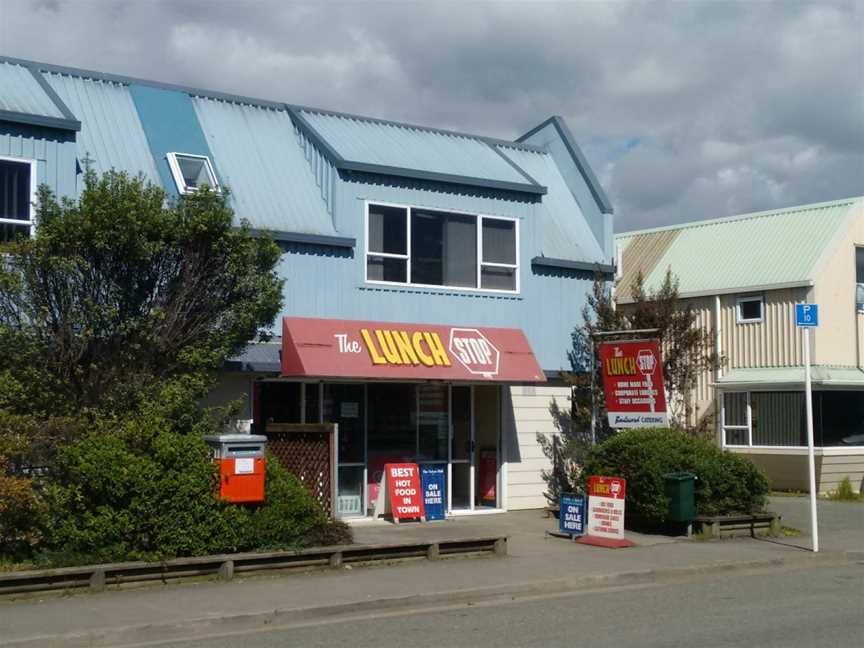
[41,428,248,563]
[581,428,769,526]
[246,456,352,550]
[40,428,351,564]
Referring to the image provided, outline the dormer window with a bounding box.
[166,153,218,194]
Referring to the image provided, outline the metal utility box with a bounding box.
[204,434,267,504]
[664,472,697,522]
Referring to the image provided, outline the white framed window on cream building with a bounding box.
[736,295,763,324]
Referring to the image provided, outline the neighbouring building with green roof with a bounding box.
[616,197,864,494]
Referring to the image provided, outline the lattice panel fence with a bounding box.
[265,424,336,517]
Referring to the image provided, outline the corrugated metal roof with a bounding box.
[497,146,605,262]
[299,109,537,188]
[44,72,160,184]
[616,198,863,298]
[617,229,680,299]
[192,98,337,236]
[717,366,864,387]
[0,61,64,119]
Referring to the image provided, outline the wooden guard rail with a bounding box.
[0,536,507,596]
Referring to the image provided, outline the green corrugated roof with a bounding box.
[616,197,863,298]
[717,366,864,388]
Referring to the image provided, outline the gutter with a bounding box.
[531,256,615,276]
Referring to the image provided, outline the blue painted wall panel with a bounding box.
[128,85,216,197]
[0,122,78,199]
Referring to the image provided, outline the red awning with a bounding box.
[281,317,546,383]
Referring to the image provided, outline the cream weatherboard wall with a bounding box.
[504,385,566,510]
[810,202,864,367]
[729,449,864,493]
[718,288,807,370]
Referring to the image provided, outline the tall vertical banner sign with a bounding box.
[599,339,668,428]
[586,476,626,539]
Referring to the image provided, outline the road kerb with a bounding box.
[1,551,851,648]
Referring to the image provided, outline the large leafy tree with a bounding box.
[0,170,283,417]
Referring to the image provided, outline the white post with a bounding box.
[803,327,819,552]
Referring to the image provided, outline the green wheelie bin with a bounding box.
[664,472,696,522]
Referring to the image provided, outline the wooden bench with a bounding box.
[694,513,781,539]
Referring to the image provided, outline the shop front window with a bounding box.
[418,384,449,461]
[261,382,302,424]
[325,383,366,517]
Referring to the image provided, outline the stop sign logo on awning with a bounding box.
[448,328,500,378]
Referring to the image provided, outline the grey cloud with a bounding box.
[0,0,861,231]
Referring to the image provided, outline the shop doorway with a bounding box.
[474,385,500,510]
[449,385,501,513]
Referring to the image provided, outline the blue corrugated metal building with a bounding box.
[0,56,614,515]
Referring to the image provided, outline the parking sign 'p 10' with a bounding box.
[599,339,668,428]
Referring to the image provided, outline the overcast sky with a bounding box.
[1,0,862,231]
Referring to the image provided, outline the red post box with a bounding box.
[204,434,267,504]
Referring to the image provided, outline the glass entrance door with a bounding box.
[474,385,500,509]
[449,385,472,510]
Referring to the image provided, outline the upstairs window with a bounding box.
[166,153,218,194]
[0,157,35,242]
[856,247,864,312]
[365,202,518,292]
[736,295,763,324]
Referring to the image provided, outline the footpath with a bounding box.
[0,496,861,647]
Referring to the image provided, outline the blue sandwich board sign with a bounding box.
[559,493,586,536]
[420,465,446,521]
[795,303,819,327]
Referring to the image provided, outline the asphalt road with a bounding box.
[146,562,864,648]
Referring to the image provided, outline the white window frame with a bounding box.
[363,200,520,294]
[720,390,750,448]
[478,215,520,292]
[0,155,37,239]
[166,152,219,195]
[735,295,763,324]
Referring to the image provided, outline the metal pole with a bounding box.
[804,327,819,552]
